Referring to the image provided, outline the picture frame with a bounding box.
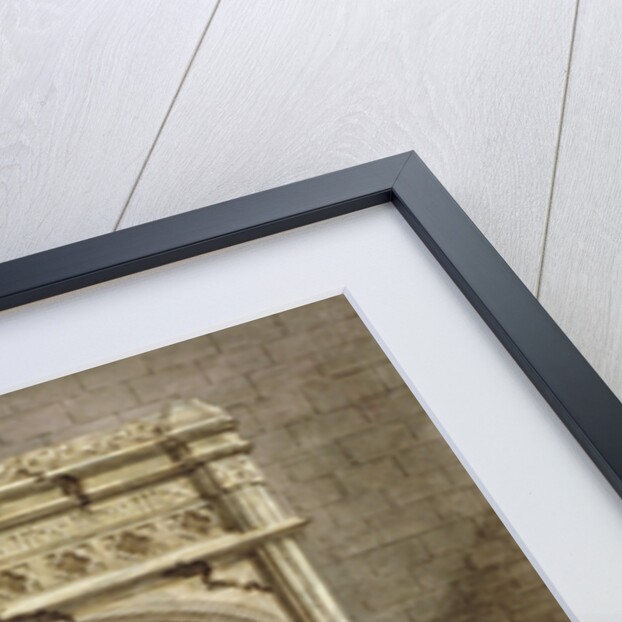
[1,150,620,501]
[1,151,621,620]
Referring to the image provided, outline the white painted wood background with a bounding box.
[1,1,620,400]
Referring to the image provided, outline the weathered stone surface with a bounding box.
[0,296,568,622]
[0,400,346,622]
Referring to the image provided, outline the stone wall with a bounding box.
[0,296,568,622]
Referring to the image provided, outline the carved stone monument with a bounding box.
[0,399,349,622]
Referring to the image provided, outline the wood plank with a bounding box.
[119,0,576,290]
[539,1,622,399]
[0,0,217,261]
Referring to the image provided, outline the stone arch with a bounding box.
[0,401,348,622]
[80,597,286,622]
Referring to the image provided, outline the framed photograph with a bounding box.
[0,152,619,622]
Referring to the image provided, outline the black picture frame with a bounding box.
[1,150,621,500]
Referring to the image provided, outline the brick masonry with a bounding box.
[0,296,568,622]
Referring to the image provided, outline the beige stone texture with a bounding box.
[0,400,345,622]
[0,296,569,622]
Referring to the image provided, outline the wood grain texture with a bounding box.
[119,0,576,290]
[0,0,217,261]
[539,1,622,399]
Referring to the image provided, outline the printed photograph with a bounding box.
[0,296,568,622]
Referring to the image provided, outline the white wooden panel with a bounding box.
[539,1,622,399]
[0,0,217,261]
[119,0,576,289]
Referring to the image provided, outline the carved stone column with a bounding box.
[0,399,350,622]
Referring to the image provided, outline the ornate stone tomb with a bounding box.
[0,400,349,622]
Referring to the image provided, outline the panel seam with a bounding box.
[113,0,225,232]
[534,0,581,298]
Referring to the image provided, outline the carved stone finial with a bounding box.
[209,456,264,493]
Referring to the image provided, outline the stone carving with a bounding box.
[0,479,199,561]
[102,527,160,561]
[0,459,30,487]
[0,504,225,604]
[0,566,41,600]
[0,400,231,487]
[171,507,217,538]
[0,421,161,484]
[0,400,349,622]
[47,545,105,581]
[208,558,271,593]
[210,455,264,492]
[81,598,289,622]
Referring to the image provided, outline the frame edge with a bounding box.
[393,151,622,498]
[1,150,621,502]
